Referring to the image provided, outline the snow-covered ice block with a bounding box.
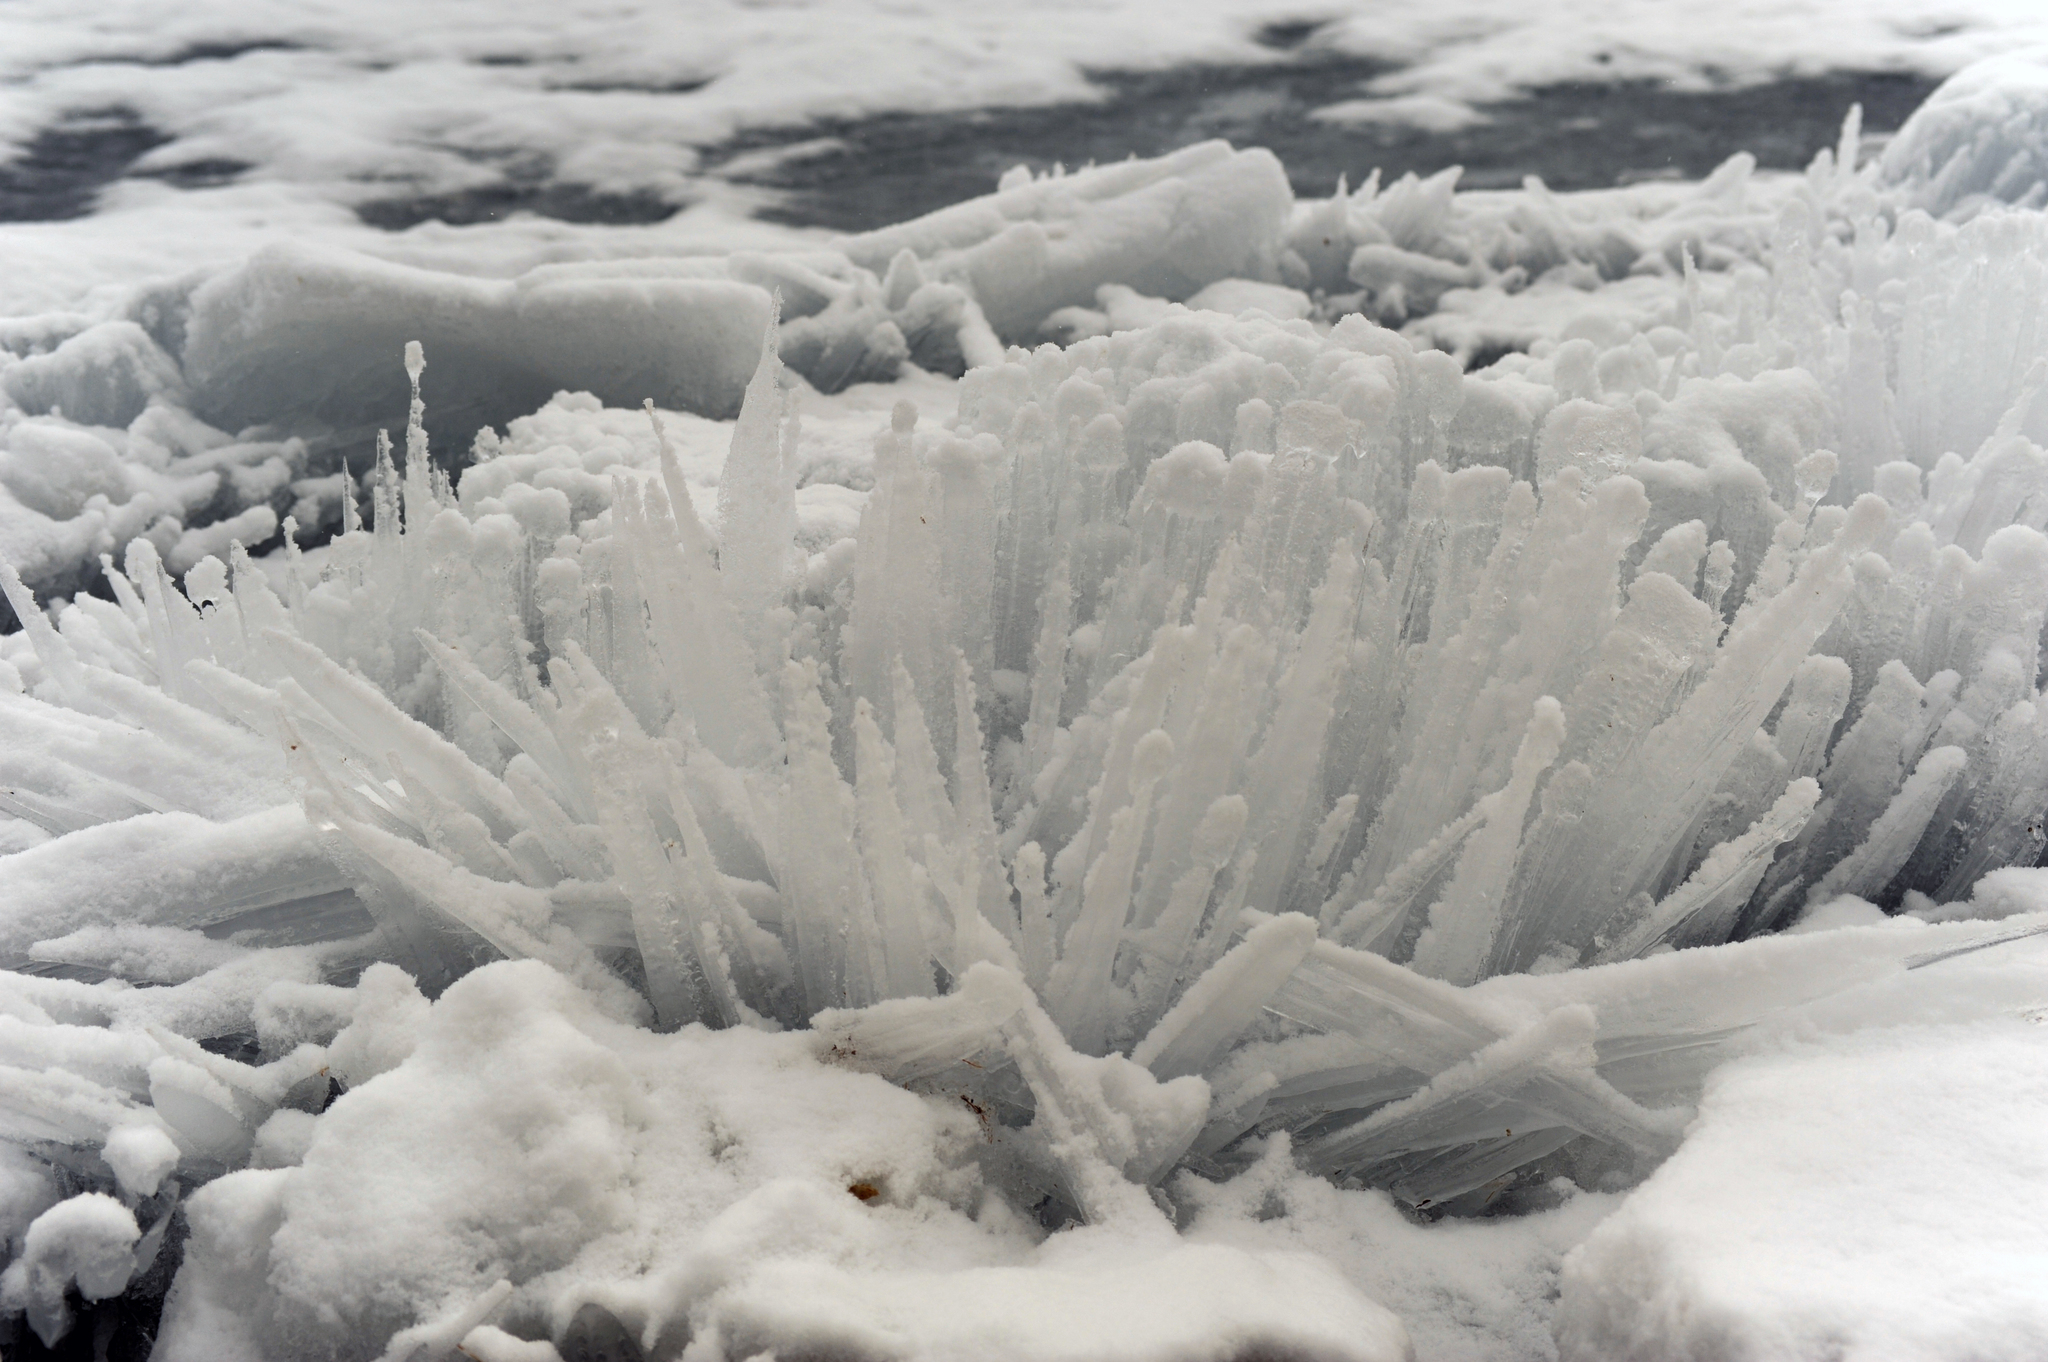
[839,141,1293,340]
[179,244,775,437]
[1,322,187,430]
[1554,1007,2048,1360]
[0,410,304,596]
[0,1193,143,1347]
[1882,49,2048,218]
[0,807,349,962]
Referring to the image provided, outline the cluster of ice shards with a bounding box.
[6,58,2048,1359]
[5,60,2041,618]
[7,175,2048,1195]
[17,75,2041,621]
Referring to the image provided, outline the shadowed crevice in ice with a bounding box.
[1252,20,1332,52]
[544,76,716,95]
[701,64,1941,232]
[0,1253,171,1361]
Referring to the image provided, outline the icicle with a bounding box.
[555,644,729,1030]
[1045,728,1174,1053]
[340,457,361,535]
[1600,778,1821,960]
[951,652,1016,947]
[778,658,881,1013]
[0,559,95,714]
[1806,744,1970,905]
[1012,841,1055,993]
[1410,695,1566,984]
[1133,794,1248,1020]
[1132,912,1317,1080]
[853,700,940,1000]
[1238,546,1362,913]
[717,297,799,665]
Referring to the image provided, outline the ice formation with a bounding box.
[4,49,2048,1362]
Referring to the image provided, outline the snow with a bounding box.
[0,1191,143,1346]
[1554,941,2048,1361]
[1182,1137,1623,1362]
[154,958,1411,1362]
[3,26,2048,1362]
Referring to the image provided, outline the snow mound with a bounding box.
[1555,989,2048,1360]
[154,958,1408,1362]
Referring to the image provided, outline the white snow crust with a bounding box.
[155,959,1409,1362]
[1554,918,2048,1361]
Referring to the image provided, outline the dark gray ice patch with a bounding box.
[0,107,167,222]
[1252,19,1330,51]
[356,181,686,230]
[129,39,305,66]
[355,146,688,229]
[702,64,1943,232]
[0,103,255,222]
[133,157,255,190]
[546,76,715,95]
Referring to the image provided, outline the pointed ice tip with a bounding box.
[404,340,425,384]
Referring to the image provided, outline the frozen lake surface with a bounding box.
[699,66,1940,232]
[0,63,1944,233]
[4,5,2048,1362]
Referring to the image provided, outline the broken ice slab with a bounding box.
[837,141,1293,339]
[0,806,356,965]
[1300,1004,1686,1206]
[180,243,776,436]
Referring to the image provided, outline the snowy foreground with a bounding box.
[6,46,2048,1362]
